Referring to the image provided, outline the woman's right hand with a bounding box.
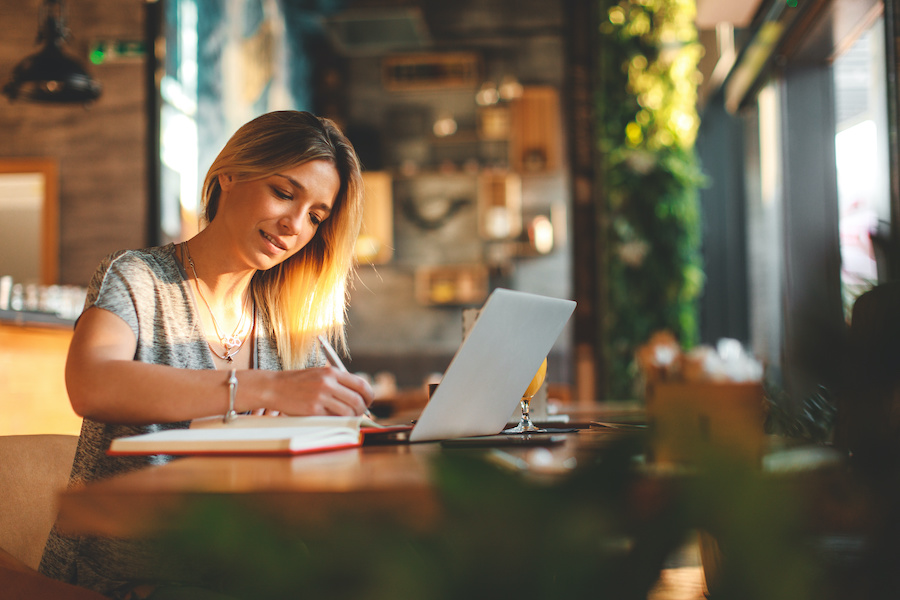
[265,366,374,417]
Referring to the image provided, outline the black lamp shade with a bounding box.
[3,1,101,104]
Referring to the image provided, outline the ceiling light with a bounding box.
[433,113,457,137]
[498,75,523,101]
[3,0,101,104]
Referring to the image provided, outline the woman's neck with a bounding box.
[180,235,257,366]
[181,232,256,306]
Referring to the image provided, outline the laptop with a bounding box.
[406,288,576,442]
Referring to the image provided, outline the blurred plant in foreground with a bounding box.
[145,432,874,600]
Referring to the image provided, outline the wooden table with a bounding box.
[52,414,717,599]
[54,419,634,540]
[55,404,650,539]
[55,442,452,538]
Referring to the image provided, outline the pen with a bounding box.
[317,334,373,419]
[317,334,348,373]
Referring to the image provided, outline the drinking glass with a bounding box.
[504,358,548,433]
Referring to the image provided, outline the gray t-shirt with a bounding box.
[39,243,285,597]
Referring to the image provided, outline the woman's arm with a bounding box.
[66,307,374,425]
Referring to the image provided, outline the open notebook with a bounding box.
[107,414,394,456]
[107,288,576,455]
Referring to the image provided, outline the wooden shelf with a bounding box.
[382,52,481,91]
[414,264,489,306]
[509,86,563,174]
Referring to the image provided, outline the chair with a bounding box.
[835,281,900,461]
[0,433,106,599]
[0,434,77,569]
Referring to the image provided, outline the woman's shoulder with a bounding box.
[104,243,177,268]
[86,244,181,302]
[97,244,181,281]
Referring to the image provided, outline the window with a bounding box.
[160,0,199,242]
[832,17,890,317]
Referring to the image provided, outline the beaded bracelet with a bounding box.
[224,369,238,423]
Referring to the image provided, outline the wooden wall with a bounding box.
[0,0,148,287]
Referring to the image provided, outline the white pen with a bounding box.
[317,334,348,373]
[317,334,373,419]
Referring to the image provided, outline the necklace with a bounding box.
[182,242,251,363]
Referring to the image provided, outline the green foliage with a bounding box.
[764,383,838,443]
[149,437,833,600]
[596,0,706,398]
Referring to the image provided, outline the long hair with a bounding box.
[201,111,363,369]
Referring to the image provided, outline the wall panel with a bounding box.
[0,0,147,286]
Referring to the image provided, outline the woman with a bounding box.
[39,111,374,598]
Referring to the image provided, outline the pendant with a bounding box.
[222,335,243,355]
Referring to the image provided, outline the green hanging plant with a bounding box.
[596,0,706,399]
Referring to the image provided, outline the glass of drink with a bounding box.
[504,358,548,433]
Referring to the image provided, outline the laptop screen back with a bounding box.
[409,288,576,442]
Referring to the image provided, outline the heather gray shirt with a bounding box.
[39,243,286,597]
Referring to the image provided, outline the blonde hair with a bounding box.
[201,111,363,369]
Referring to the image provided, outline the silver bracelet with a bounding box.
[224,369,238,423]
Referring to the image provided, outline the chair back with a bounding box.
[0,434,77,570]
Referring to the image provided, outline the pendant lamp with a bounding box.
[3,0,101,104]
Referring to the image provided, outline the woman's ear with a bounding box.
[218,173,234,191]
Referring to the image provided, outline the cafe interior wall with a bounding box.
[0,0,148,287]
[328,1,573,389]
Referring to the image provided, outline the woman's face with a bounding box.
[216,159,340,271]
